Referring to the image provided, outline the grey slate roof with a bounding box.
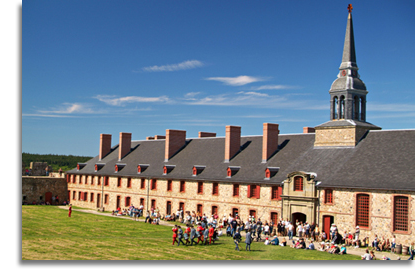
[68,129,415,192]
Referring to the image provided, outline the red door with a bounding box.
[45,192,52,204]
[323,215,333,238]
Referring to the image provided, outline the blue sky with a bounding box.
[20,0,415,156]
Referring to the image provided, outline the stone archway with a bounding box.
[292,212,307,236]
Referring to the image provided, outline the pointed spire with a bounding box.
[340,5,357,69]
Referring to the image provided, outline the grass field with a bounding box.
[21,206,361,260]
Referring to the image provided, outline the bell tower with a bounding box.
[314,4,381,148]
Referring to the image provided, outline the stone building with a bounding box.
[66,8,415,245]
[22,176,68,205]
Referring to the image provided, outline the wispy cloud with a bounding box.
[252,84,300,90]
[94,95,170,106]
[140,60,204,72]
[37,103,97,114]
[205,75,266,86]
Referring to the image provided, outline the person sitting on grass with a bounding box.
[270,235,279,245]
[382,255,391,260]
[297,238,306,249]
[306,240,315,250]
[378,236,386,251]
[279,237,286,247]
[340,244,347,255]
[361,249,372,260]
[264,237,270,245]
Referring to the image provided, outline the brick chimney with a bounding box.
[198,131,216,138]
[118,132,132,161]
[165,129,186,161]
[262,123,279,163]
[224,125,241,162]
[154,135,166,140]
[303,127,315,133]
[99,134,112,160]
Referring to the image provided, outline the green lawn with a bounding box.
[22,206,361,260]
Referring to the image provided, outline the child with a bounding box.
[264,237,270,245]
[233,230,242,251]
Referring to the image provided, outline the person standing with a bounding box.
[208,225,215,245]
[172,225,178,245]
[245,230,252,251]
[190,225,197,246]
[177,226,185,246]
[68,204,72,217]
[233,230,242,251]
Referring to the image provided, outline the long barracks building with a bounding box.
[67,8,415,245]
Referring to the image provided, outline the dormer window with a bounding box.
[265,167,279,180]
[226,166,240,178]
[163,165,175,175]
[94,163,105,172]
[77,163,87,171]
[115,163,126,173]
[192,166,206,176]
[137,164,149,174]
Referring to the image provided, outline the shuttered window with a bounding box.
[294,176,303,191]
[393,196,409,232]
[325,189,333,204]
[356,194,370,228]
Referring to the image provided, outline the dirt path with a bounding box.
[58,206,410,260]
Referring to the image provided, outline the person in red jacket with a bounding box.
[197,223,204,244]
[184,225,191,245]
[208,225,215,244]
[172,225,178,245]
[68,204,72,217]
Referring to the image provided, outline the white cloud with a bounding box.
[37,103,96,114]
[253,85,300,90]
[95,95,170,106]
[140,60,204,72]
[205,75,265,86]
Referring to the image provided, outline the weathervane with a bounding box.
[348,4,353,13]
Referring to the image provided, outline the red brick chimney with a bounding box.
[165,129,186,161]
[198,131,216,138]
[154,135,166,140]
[224,125,241,162]
[303,127,315,133]
[118,132,132,160]
[99,134,112,160]
[262,123,279,163]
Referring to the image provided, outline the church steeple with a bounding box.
[329,4,368,122]
[314,4,381,148]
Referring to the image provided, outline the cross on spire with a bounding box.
[348,4,353,13]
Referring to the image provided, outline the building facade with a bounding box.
[67,8,415,245]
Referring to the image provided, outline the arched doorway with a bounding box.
[292,212,306,236]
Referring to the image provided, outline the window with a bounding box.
[151,199,156,209]
[97,176,101,186]
[212,183,219,195]
[78,191,82,200]
[104,194,109,204]
[179,202,185,212]
[71,175,75,183]
[127,178,132,188]
[233,184,239,197]
[294,176,303,191]
[72,191,76,200]
[80,175,83,184]
[84,192,88,201]
[197,204,203,214]
[116,196,121,209]
[167,180,172,191]
[324,189,333,204]
[104,176,109,186]
[197,182,203,194]
[125,196,131,207]
[85,175,89,185]
[66,174,71,182]
[117,177,122,187]
[249,210,256,218]
[356,194,370,228]
[248,184,260,199]
[393,196,409,232]
[140,198,145,206]
[271,186,280,200]
[212,205,218,216]
[90,193,94,202]
[151,179,157,190]
[140,179,145,189]
[180,181,185,193]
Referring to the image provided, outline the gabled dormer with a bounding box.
[94,163,105,172]
[115,163,126,173]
